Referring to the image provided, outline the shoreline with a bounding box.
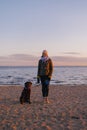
[0,83,87,87]
[0,85,87,130]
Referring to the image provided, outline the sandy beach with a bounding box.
[0,84,87,130]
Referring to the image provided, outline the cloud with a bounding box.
[63,52,81,55]
[52,56,87,66]
[0,54,39,66]
[0,54,87,66]
[10,54,37,60]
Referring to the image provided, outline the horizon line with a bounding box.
[0,65,87,67]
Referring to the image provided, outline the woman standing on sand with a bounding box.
[37,50,53,103]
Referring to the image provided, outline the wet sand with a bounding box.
[0,85,87,130]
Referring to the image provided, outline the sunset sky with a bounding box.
[0,0,87,66]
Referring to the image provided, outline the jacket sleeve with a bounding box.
[48,59,53,78]
[37,60,40,77]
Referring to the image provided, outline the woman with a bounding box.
[37,50,53,103]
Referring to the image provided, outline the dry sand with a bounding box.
[0,84,87,130]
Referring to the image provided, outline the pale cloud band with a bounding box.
[0,54,87,66]
[63,52,81,55]
[52,56,87,66]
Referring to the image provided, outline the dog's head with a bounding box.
[25,81,32,89]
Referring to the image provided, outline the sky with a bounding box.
[0,0,87,66]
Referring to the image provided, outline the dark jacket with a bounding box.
[37,58,53,78]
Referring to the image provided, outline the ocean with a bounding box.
[0,66,87,85]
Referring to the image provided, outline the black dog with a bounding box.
[20,81,32,104]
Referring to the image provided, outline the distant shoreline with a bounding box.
[0,65,87,67]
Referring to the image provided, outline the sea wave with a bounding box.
[0,66,87,85]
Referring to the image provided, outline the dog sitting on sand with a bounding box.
[20,81,32,104]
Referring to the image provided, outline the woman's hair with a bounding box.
[42,50,48,56]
